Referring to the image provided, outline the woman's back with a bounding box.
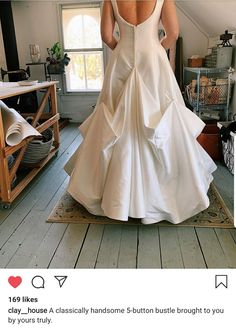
[101,0,179,52]
[116,0,157,26]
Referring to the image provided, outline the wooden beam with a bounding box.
[0,110,11,202]
[50,85,60,148]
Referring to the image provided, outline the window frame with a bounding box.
[59,1,105,95]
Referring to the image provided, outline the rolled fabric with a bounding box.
[0,100,41,146]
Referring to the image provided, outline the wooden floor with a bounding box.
[0,124,235,269]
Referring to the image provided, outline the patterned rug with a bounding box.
[47,184,234,228]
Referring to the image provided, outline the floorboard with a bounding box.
[213,161,234,215]
[177,227,206,268]
[117,225,138,268]
[76,224,104,269]
[95,225,122,268]
[28,222,68,268]
[230,229,236,243]
[48,224,89,268]
[5,180,68,268]
[137,226,161,268]
[195,228,229,268]
[214,228,236,268]
[159,227,184,268]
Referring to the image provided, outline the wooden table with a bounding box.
[0,81,60,206]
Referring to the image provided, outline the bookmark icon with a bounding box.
[54,276,68,288]
[215,275,228,289]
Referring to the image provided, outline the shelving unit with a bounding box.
[0,81,60,206]
[183,66,234,121]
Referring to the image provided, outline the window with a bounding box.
[61,4,104,92]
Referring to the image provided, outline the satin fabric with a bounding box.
[64,0,217,224]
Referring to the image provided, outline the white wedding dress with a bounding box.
[64,0,217,224]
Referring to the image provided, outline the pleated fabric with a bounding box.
[64,0,217,224]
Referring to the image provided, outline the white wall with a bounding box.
[177,0,236,38]
[12,0,60,80]
[176,6,208,66]
[5,1,221,122]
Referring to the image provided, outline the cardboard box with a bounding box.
[188,58,204,67]
[197,124,222,160]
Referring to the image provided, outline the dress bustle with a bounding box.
[64,0,217,224]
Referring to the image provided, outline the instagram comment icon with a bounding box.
[31,275,45,289]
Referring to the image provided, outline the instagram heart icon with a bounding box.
[8,276,22,288]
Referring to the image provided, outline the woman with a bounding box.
[65,0,216,224]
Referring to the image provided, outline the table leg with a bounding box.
[50,84,60,148]
[0,110,11,202]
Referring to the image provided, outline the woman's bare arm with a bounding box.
[101,0,117,50]
[160,0,179,50]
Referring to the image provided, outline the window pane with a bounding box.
[62,8,102,49]
[85,53,104,90]
[65,52,104,91]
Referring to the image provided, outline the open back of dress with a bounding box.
[65,0,217,224]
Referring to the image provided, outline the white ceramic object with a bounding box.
[29,44,41,63]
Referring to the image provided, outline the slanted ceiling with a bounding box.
[176,0,236,37]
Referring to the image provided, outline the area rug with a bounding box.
[47,184,234,228]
